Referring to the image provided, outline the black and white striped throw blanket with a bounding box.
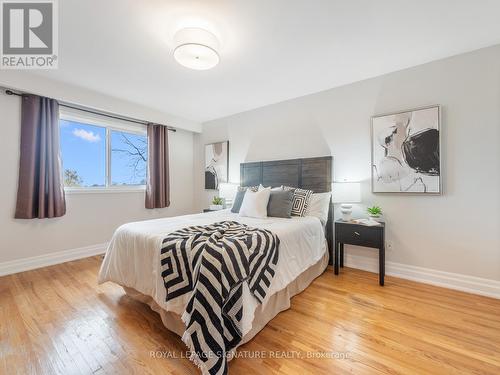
[160,221,280,375]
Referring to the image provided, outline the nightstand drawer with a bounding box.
[336,223,382,248]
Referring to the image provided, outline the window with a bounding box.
[60,119,106,187]
[111,130,147,186]
[59,111,147,191]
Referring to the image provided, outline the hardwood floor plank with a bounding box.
[1,257,499,374]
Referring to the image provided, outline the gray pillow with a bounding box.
[231,190,246,213]
[267,190,293,218]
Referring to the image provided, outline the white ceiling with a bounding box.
[34,0,500,123]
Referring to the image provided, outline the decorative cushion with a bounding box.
[239,188,272,219]
[305,192,331,225]
[283,186,313,216]
[267,190,293,218]
[231,190,247,213]
[232,186,259,213]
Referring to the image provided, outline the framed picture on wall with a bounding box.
[205,141,229,190]
[371,105,441,194]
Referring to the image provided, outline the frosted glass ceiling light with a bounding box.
[173,28,220,70]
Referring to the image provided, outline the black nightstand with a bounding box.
[334,220,386,286]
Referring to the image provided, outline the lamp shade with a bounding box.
[332,182,361,203]
[218,182,239,205]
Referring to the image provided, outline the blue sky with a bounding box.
[60,120,147,187]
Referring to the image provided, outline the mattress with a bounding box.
[98,209,328,338]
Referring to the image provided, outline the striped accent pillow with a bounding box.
[283,186,313,216]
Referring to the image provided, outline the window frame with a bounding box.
[59,108,148,194]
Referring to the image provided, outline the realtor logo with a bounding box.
[1,0,58,69]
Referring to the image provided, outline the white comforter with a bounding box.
[98,209,327,336]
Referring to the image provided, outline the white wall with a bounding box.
[195,45,500,281]
[0,80,197,264]
[0,71,201,133]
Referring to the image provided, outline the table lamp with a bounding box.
[332,182,361,221]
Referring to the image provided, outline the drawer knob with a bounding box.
[354,231,360,236]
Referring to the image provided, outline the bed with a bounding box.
[98,156,333,373]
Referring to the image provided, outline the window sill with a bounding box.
[65,187,146,194]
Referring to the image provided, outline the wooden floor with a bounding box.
[1,257,500,375]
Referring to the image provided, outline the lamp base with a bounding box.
[340,204,353,221]
[341,211,352,221]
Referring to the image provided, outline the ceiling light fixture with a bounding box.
[173,28,220,70]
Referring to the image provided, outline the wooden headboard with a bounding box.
[240,156,334,263]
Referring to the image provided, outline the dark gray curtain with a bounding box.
[15,95,66,219]
[145,123,170,209]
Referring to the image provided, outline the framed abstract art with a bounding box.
[205,141,229,190]
[371,105,441,194]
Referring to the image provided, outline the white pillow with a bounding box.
[239,188,271,218]
[305,192,331,225]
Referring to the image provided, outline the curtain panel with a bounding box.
[145,123,170,209]
[15,95,66,219]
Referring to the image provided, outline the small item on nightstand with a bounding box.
[351,218,381,226]
[209,196,224,211]
[367,205,382,218]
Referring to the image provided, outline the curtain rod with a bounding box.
[4,89,176,132]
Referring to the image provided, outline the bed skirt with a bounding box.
[123,251,329,349]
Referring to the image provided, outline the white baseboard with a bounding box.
[0,243,108,277]
[344,253,500,299]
